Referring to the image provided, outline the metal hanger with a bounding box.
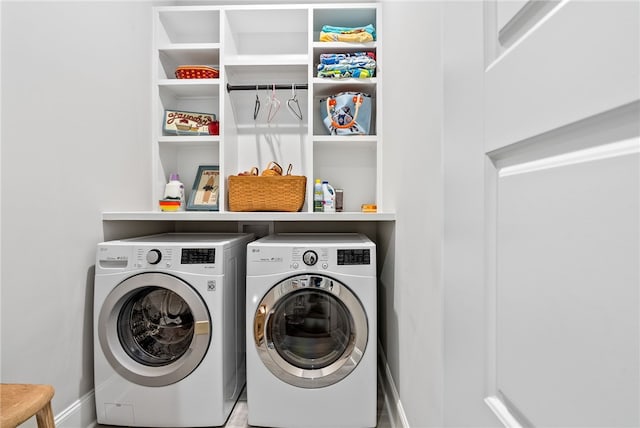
[253,85,261,120]
[287,84,303,121]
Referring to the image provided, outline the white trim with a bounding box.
[484,396,523,428]
[484,156,499,397]
[499,137,640,177]
[377,341,410,428]
[487,0,569,72]
[54,389,97,428]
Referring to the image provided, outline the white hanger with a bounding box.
[267,84,280,123]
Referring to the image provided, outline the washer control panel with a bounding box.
[290,247,329,270]
[129,246,219,272]
[302,250,318,266]
[181,248,215,264]
[146,249,162,265]
[337,249,371,265]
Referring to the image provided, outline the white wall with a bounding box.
[1,1,152,423]
[442,2,500,426]
[380,1,444,426]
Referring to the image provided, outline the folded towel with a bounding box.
[320,52,376,65]
[317,67,374,79]
[318,62,376,72]
[319,24,376,42]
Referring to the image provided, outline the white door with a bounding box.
[483,1,639,426]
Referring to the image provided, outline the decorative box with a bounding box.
[163,110,218,136]
[175,65,219,79]
[158,199,181,212]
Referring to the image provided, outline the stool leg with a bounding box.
[35,401,55,428]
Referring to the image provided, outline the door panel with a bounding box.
[496,149,639,426]
[483,0,640,425]
[486,0,640,152]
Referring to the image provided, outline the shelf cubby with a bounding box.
[223,7,308,60]
[156,7,221,45]
[158,46,220,80]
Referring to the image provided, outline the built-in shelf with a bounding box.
[312,135,377,143]
[103,211,395,222]
[312,41,377,50]
[224,54,309,66]
[105,3,387,224]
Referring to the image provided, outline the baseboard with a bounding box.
[378,341,410,428]
[55,389,97,428]
[75,348,406,428]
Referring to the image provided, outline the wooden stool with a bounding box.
[0,384,55,428]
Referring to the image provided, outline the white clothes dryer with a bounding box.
[94,233,253,427]
[246,233,377,428]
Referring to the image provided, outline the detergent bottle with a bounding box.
[163,173,185,210]
[322,181,335,213]
[314,179,324,212]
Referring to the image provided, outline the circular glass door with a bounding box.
[98,272,211,387]
[254,274,368,388]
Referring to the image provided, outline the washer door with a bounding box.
[254,274,367,388]
[98,272,210,387]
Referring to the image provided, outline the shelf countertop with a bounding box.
[102,211,395,222]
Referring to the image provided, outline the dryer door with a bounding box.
[98,272,210,387]
[254,274,368,388]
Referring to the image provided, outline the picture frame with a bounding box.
[187,165,220,211]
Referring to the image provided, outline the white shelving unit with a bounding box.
[104,2,391,222]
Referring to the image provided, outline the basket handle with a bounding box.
[265,161,283,175]
[326,93,364,129]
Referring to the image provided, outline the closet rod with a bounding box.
[226,83,308,92]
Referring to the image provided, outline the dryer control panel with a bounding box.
[247,244,375,277]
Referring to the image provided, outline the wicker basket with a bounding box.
[228,175,306,212]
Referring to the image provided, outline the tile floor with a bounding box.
[222,381,392,428]
[97,379,392,428]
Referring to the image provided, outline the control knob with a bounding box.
[302,250,318,266]
[146,249,162,265]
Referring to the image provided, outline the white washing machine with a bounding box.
[94,233,253,427]
[246,233,377,428]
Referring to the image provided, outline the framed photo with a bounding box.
[187,165,220,211]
